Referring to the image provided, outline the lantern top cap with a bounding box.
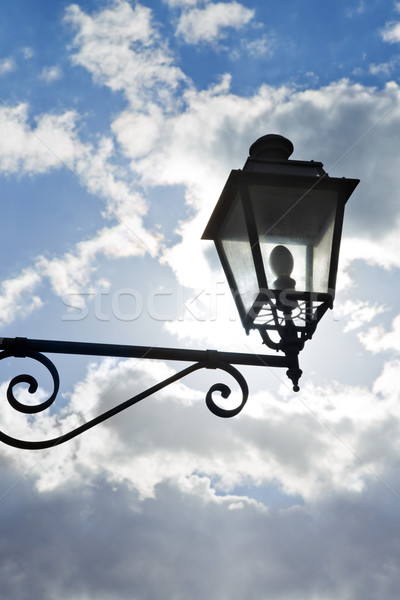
[249,134,294,161]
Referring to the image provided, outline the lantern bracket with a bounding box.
[0,336,297,450]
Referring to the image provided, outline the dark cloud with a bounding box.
[1,468,400,600]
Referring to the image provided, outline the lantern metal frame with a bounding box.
[0,135,359,450]
[202,135,359,370]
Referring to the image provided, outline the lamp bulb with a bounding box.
[269,245,296,290]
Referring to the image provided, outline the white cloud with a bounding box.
[164,0,200,6]
[21,46,34,59]
[65,0,187,110]
[381,6,400,44]
[372,358,400,399]
[245,33,275,58]
[0,181,161,325]
[345,0,366,17]
[176,1,254,44]
[111,106,165,159]
[369,58,399,76]
[332,299,387,333]
[36,217,160,302]
[0,57,16,75]
[359,312,400,355]
[0,269,43,326]
[0,100,162,323]
[39,65,63,82]
[0,103,85,175]
[382,24,400,43]
[340,231,400,277]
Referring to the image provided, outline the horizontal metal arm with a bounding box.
[0,337,290,369]
[0,336,299,450]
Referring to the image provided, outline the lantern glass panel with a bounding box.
[249,184,338,295]
[218,192,259,314]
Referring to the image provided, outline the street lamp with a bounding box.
[0,134,359,450]
[202,134,359,389]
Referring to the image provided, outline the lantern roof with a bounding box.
[202,134,359,241]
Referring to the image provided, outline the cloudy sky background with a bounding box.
[1,0,400,598]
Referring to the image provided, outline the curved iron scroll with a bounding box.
[0,350,248,450]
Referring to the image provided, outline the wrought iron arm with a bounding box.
[0,337,292,450]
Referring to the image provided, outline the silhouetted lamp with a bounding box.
[202,134,359,387]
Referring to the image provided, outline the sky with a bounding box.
[2,0,400,598]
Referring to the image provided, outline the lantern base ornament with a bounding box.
[253,288,330,394]
[258,309,304,393]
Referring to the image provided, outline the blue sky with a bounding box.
[2,1,400,598]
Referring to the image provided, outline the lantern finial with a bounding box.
[249,134,294,161]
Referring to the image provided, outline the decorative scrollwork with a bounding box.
[204,361,248,418]
[0,351,249,450]
[0,350,59,414]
